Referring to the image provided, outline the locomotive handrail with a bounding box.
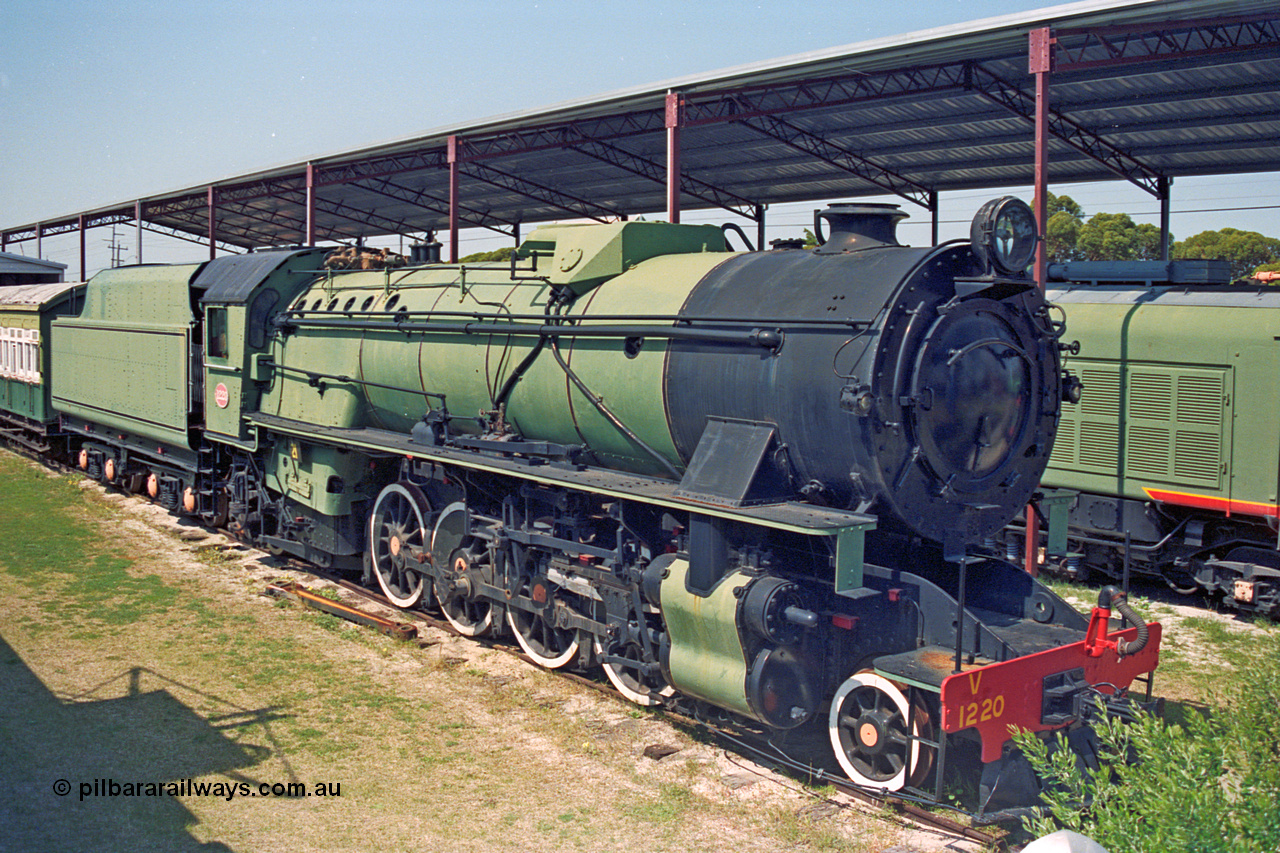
[274,315,788,349]
[720,222,755,252]
[280,307,871,328]
[943,337,1030,368]
[265,361,449,409]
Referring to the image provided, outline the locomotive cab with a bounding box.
[198,248,327,447]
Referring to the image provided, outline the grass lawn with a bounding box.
[0,450,920,853]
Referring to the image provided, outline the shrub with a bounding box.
[1016,633,1280,852]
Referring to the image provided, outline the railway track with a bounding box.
[277,565,1011,852]
[0,445,1045,847]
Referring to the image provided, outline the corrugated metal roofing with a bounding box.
[4,0,1280,252]
[0,281,82,308]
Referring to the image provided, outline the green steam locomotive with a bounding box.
[0,197,1161,817]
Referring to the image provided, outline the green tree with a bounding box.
[458,246,516,263]
[1047,192,1083,219]
[1173,227,1280,280]
[1076,212,1165,261]
[1044,193,1085,262]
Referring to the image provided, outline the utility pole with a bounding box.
[104,225,127,268]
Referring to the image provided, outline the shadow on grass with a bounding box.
[1159,696,1213,728]
[0,633,289,853]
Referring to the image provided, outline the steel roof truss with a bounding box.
[458,161,622,223]
[160,208,277,249]
[1054,14,1280,73]
[735,113,935,209]
[215,199,317,244]
[315,149,448,187]
[680,63,971,127]
[139,222,243,254]
[1052,72,1280,114]
[352,176,516,237]
[148,185,374,245]
[456,111,667,161]
[310,196,416,241]
[1,211,135,245]
[568,138,758,220]
[971,65,1165,196]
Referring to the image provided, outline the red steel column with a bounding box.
[1030,27,1053,289]
[1025,26,1055,578]
[306,162,316,246]
[1158,176,1172,261]
[447,135,460,263]
[666,91,682,224]
[79,214,87,281]
[207,185,217,260]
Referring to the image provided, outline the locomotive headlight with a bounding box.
[970,197,1039,276]
[1062,372,1084,404]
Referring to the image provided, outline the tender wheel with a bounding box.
[594,637,673,706]
[436,550,494,636]
[202,492,230,529]
[828,672,933,791]
[507,580,579,668]
[369,482,433,609]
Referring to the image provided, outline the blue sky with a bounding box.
[3,0,1277,275]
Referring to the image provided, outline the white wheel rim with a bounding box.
[436,579,494,637]
[369,483,427,608]
[828,672,920,791]
[593,639,674,706]
[507,607,579,668]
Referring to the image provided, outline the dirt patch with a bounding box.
[0,452,981,853]
[1046,576,1279,706]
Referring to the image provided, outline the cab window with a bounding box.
[207,307,229,359]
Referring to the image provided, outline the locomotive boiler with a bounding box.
[272,198,1061,546]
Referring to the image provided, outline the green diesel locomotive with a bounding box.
[1037,260,1280,617]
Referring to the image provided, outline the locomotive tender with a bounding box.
[0,197,1161,816]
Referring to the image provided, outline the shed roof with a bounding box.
[4,0,1279,252]
[0,281,82,308]
[0,251,68,276]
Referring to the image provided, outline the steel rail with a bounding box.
[300,571,1008,850]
